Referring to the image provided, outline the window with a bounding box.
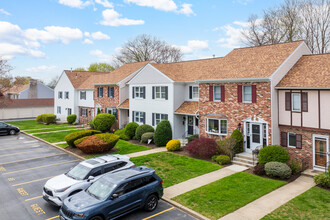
[134,86,145,98]
[58,91,63,99]
[134,111,145,124]
[67,108,72,115]
[97,87,103,97]
[292,93,301,112]
[214,86,221,101]
[65,91,69,99]
[243,85,252,103]
[57,106,61,114]
[80,91,86,100]
[153,113,168,126]
[153,86,167,99]
[192,86,199,98]
[108,87,114,98]
[0,122,5,127]
[106,108,118,120]
[206,118,227,135]
[288,132,296,147]
[81,108,88,117]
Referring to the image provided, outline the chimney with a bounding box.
[29,79,38,99]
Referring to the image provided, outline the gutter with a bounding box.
[94,83,119,86]
[275,87,330,90]
[196,77,270,83]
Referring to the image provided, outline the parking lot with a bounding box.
[0,133,195,220]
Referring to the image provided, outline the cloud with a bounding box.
[216,24,243,48]
[100,9,144,26]
[83,39,94,44]
[90,49,113,62]
[0,9,11,16]
[233,0,253,5]
[95,0,113,8]
[26,65,57,72]
[58,0,91,9]
[0,43,45,60]
[175,40,209,54]
[177,3,194,16]
[91,31,110,40]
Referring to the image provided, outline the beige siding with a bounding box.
[292,112,301,126]
[278,90,291,125]
[302,90,318,128]
[320,91,330,129]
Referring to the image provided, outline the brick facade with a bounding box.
[78,106,93,124]
[198,82,272,145]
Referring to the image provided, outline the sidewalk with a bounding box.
[219,175,315,220]
[126,147,167,157]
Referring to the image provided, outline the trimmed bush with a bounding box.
[114,129,129,140]
[95,133,119,149]
[73,136,88,146]
[93,113,116,132]
[258,145,290,164]
[216,155,231,165]
[135,124,154,140]
[67,114,77,124]
[166,139,181,151]
[88,120,94,129]
[42,114,56,124]
[187,134,199,143]
[141,132,154,144]
[287,158,302,174]
[154,120,172,147]
[217,137,236,159]
[76,135,110,154]
[253,164,265,176]
[65,130,101,147]
[124,122,139,139]
[186,137,218,158]
[211,155,219,162]
[265,162,292,179]
[230,129,244,154]
[313,173,330,188]
[36,114,43,123]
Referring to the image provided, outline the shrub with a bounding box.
[287,159,302,174]
[36,114,43,123]
[166,139,181,151]
[265,162,292,179]
[114,129,129,140]
[230,129,244,154]
[141,132,154,144]
[217,137,236,159]
[97,108,101,115]
[42,114,56,124]
[258,145,290,164]
[216,155,231,165]
[186,137,218,158]
[211,155,219,162]
[93,113,116,132]
[76,135,110,154]
[253,164,265,176]
[65,130,101,147]
[187,134,199,143]
[73,136,88,146]
[313,173,330,188]
[95,133,119,149]
[67,114,77,124]
[135,124,154,140]
[88,120,94,129]
[154,120,172,147]
[124,122,139,139]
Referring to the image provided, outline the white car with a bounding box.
[43,154,135,206]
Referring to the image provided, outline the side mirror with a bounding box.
[87,176,95,182]
[111,194,118,200]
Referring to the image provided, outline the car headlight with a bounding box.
[54,186,70,193]
[73,213,84,218]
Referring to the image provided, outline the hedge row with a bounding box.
[65,130,101,147]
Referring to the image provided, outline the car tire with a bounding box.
[89,216,103,220]
[144,194,158,212]
[9,130,16,135]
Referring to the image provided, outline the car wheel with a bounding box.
[89,216,103,220]
[9,130,16,135]
[144,194,158,212]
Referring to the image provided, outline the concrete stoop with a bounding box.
[178,138,188,147]
[232,152,256,168]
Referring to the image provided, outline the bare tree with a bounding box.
[114,34,183,65]
[0,58,13,90]
[47,76,59,89]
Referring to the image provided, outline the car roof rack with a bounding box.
[125,171,149,180]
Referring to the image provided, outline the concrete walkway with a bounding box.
[31,128,83,135]
[126,147,167,158]
[165,165,248,199]
[219,175,315,220]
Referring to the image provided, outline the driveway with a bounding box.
[0,133,195,220]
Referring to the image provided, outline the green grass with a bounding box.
[26,127,77,134]
[262,187,330,220]
[56,143,69,148]
[173,172,286,220]
[84,140,149,159]
[6,120,68,130]
[130,152,222,188]
[33,129,81,143]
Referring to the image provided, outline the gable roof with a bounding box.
[175,101,198,115]
[64,70,106,89]
[276,53,330,88]
[5,84,29,94]
[150,41,304,82]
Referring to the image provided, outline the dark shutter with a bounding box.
[281,132,287,147]
[237,85,242,103]
[97,88,99,97]
[107,87,110,97]
[165,86,168,100]
[152,113,155,126]
[221,85,225,102]
[209,85,213,101]
[195,118,199,126]
[302,92,308,112]
[132,87,135,98]
[143,87,146,99]
[285,92,291,111]
[132,111,135,122]
[252,85,257,103]
[142,112,146,124]
[296,134,302,149]
[152,87,155,99]
[80,109,83,117]
[189,86,192,99]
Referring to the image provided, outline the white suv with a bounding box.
[43,154,134,206]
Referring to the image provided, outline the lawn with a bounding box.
[84,140,149,159]
[262,187,330,220]
[33,129,81,143]
[6,120,69,130]
[56,143,69,148]
[130,152,222,188]
[26,127,78,134]
[173,172,286,220]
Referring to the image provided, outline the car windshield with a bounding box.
[66,164,91,180]
[87,178,116,200]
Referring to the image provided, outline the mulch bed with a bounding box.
[244,167,302,183]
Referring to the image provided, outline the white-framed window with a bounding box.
[80,91,86,100]
[67,108,72,115]
[134,111,145,124]
[243,85,252,103]
[81,108,88,117]
[214,86,221,101]
[205,118,227,135]
[292,93,301,112]
[153,113,168,126]
[106,108,118,119]
[192,86,199,99]
[58,91,63,99]
[57,106,61,114]
[155,86,166,99]
[65,91,69,99]
[288,132,297,147]
[108,87,114,98]
[134,86,144,98]
[97,87,103,97]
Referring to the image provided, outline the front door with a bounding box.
[187,116,194,135]
[313,135,329,170]
[245,122,263,152]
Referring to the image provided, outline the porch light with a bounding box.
[237,123,241,130]
[183,116,186,125]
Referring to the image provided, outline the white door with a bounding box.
[246,123,263,152]
[313,135,329,171]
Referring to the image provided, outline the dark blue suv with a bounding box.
[59,166,163,220]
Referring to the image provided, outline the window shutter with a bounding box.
[189,86,192,99]
[221,85,225,102]
[97,88,99,97]
[80,109,83,117]
[209,85,213,101]
[302,92,308,112]
[132,87,135,98]
[252,85,257,103]
[237,85,242,103]
[281,132,287,147]
[195,118,199,126]
[296,134,302,149]
[165,86,168,100]
[108,87,110,97]
[152,87,155,99]
[132,111,135,122]
[285,92,291,111]
[142,112,146,124]
[152,113,155,126]
[143,87,146,99]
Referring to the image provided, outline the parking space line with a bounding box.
[0,153,67,165]
[142,207,175,220]
[45,216,59,220]
[0,144,41,151]
[0,149,47,157]
[12,176,55,187]
[25,195,43,202]
[2,159,79,175]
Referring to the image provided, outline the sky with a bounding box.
[0,0,284,84]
